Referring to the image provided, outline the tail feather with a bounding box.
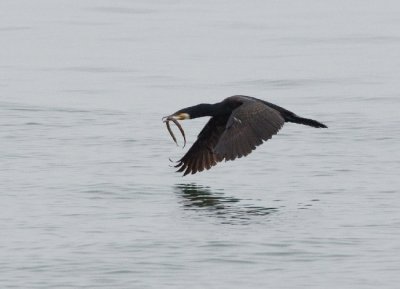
[286,115,327,128]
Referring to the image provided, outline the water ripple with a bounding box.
[174,184,278,224]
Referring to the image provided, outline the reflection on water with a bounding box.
[174,183,278,224]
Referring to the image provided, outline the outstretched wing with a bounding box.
[214,100,285,161]
[175,116,228,176]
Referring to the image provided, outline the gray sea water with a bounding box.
[1,0,400,288]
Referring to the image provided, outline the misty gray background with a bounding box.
[1,0,400,288]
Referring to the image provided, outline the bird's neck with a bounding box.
[190,103,225,118]
[206,103,224,117]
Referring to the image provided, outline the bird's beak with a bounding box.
[162,113,190,122]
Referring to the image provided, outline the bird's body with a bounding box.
[164,95,327,176]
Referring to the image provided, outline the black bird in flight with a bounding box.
[163,95,327,176]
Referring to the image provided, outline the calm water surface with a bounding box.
[1,0,400,288]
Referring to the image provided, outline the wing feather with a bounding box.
[214,100,285,161]
[175,116,228,175]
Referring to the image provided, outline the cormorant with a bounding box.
[163,95,327,176]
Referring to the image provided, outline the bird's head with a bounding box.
[163,104,215,121]
[162,111,190,122]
